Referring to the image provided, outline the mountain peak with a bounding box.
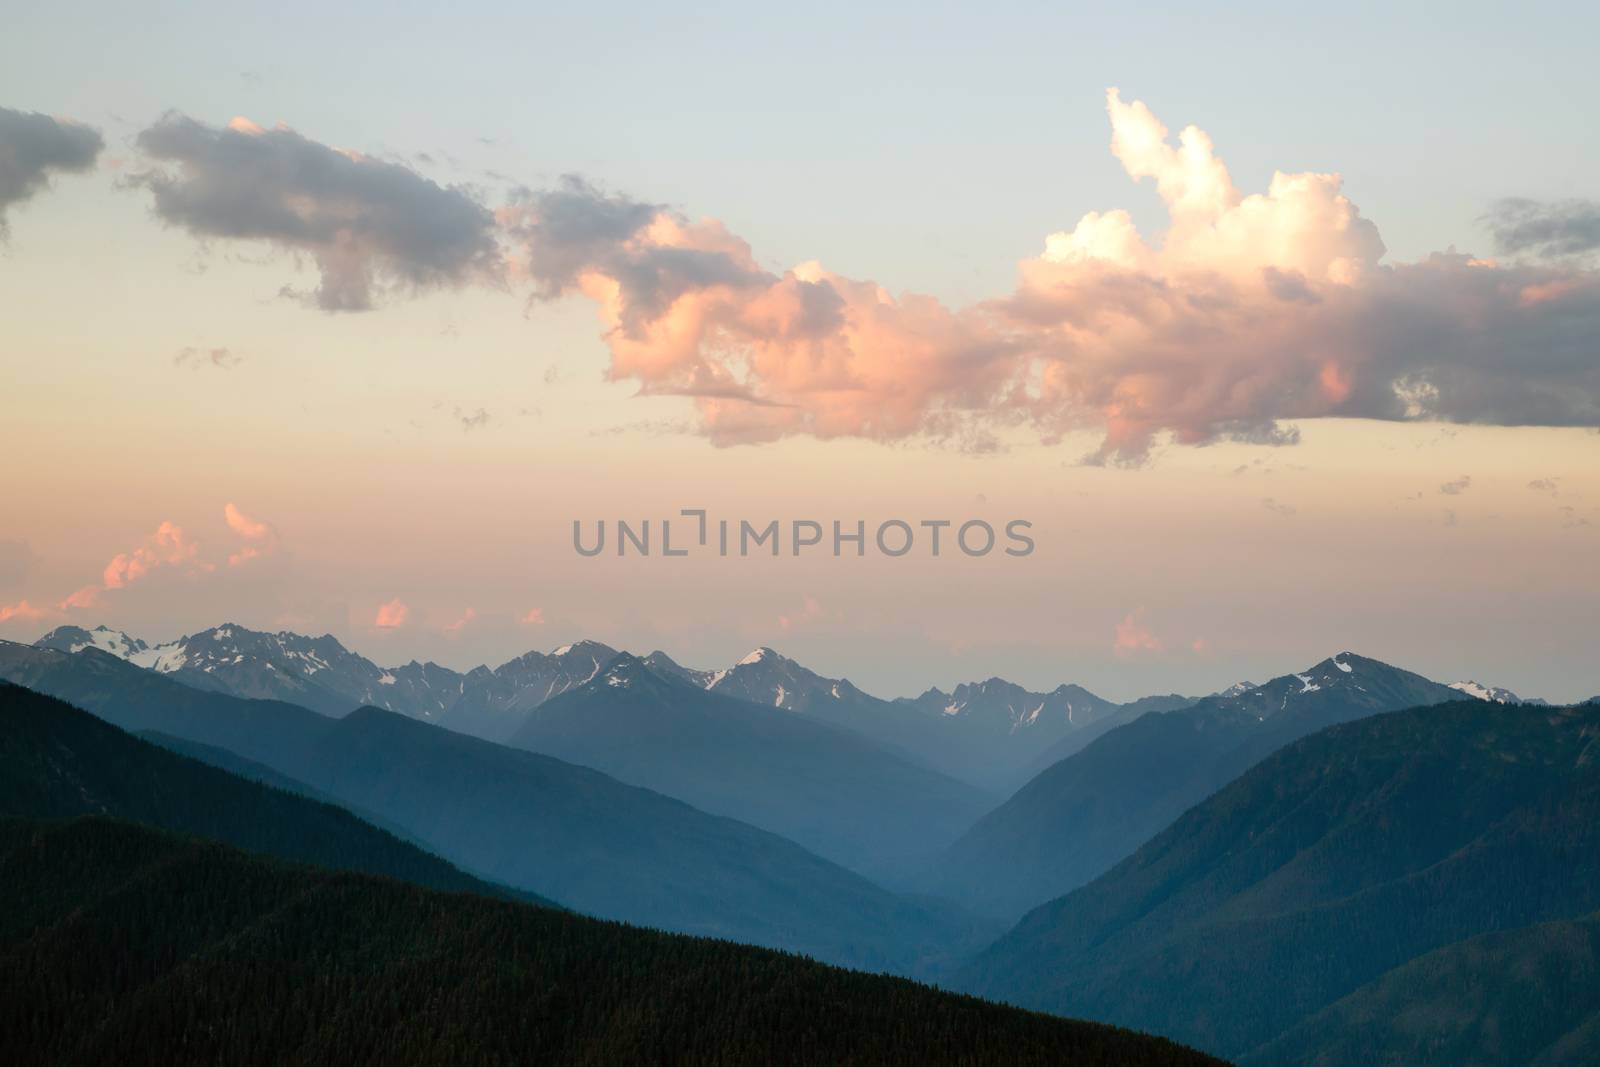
[738,646,778,666]
[36,624,148,659]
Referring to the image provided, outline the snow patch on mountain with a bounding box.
[1449,680,1523,704]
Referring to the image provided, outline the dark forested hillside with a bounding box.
[1251,911,1600,1065]
[0,818,1223,1067]
[0,682,542,904]
[926,653,1459,919]
[961,699,1600,1062]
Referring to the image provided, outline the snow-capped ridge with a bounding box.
[1448,680,1524,704]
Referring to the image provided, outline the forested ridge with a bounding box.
[0,817,1223,1067]
[964,699,1600,1062]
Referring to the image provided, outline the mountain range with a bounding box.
[32,625,1201,790]
[0,640,969,972]
[0,690,1216,1066]
[505,652,993,879]
[923,652,1465,919]
[3,620,1596,1064]
[960,698,1600,1063]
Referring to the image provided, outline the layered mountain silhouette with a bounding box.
[0,641,964,972]
[0,682,543,903]
[960,698,1600,1062]
[702,645,1198,790]
[507,652,993,879]
[924,653,1462,919]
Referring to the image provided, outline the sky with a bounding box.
[1,1,1597,702]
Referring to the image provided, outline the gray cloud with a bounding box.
[132,113,501,311]
[0,107,103,237]
[1439,475,1472,495]
[454,406,490,431]
[1487,198,1600,259]
[504,176,779,333]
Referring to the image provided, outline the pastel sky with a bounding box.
[2,1,1597,702]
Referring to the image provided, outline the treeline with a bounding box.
[0,818,1223,1067]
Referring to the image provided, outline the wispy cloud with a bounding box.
[175,345,241,369]
[454,406,491,431]
[0,600,46,623]
[1486,198,1600,260]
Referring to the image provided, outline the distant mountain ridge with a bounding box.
[924,652,1465,919]
[506,652,995,880]
[31,624,1548,792]
[30,626,1192,787]
[34,624,622,739]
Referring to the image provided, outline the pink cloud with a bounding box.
[58,585,100,611]
[519,607,546,626]
[0,600,46,623]
[101,520,199,589]
[373,598,409,628]
[1113,607,1164,658]
[778,594,824,632]
[443,607,476,633]
[223,502,277,566]
[508,92,1600,462]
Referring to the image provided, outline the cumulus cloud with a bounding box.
[1487,199,1600,260]
[500,176,1014,446]
[131,114,501,310]
[50,520,205,615]
[374,598,409,628]
[519,607,546,626]
[505,91,1600,461]
[443,607,476,633]
[0,107,103,237]
[102,521,200,589]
